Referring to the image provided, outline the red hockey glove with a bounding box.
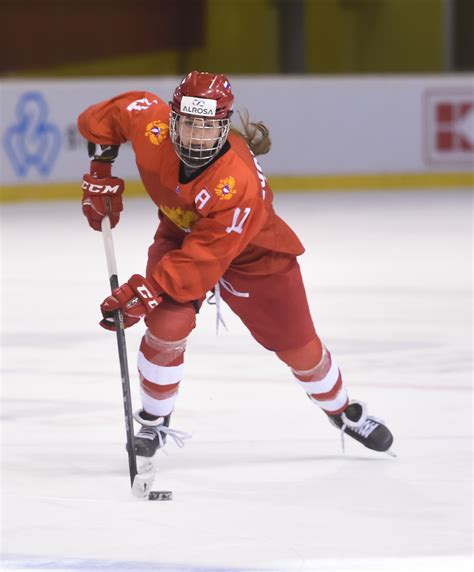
[100,275,163,331]
[82,160,124,231]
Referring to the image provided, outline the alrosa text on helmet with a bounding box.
[180,96,217,117]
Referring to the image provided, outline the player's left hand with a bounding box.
[100,274,162,331]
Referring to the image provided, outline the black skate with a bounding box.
[327,400,395,455]
[133,410,171,458]
[130,410,190,499]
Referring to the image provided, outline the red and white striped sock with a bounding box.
[292,346,348,415]
[137,330,187,417]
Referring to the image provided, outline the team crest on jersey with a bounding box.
[215,176,236,200]
[145,120,169,145]
[160,205,198,232]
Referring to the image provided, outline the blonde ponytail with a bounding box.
[231,109,271,156]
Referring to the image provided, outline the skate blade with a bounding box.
[385,449,397,458]
[132,455,159,498]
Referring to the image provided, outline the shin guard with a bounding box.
[292,346,349,415]
[137,330,187,417]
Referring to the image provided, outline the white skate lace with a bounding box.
[154,425,191,453]
[134,410,191,454]
[339,400,383,454]
[209,279,249,334]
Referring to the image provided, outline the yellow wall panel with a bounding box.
[306,0,443,73]
[187,0,279,74]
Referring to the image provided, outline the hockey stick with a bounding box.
[100,216,138,488]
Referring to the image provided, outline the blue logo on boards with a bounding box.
[3,91,61,177]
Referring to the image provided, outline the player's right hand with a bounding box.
[82,160,124,231]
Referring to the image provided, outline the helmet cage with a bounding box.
[169,111,231,169]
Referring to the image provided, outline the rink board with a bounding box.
[1,74,473,197]
[0,170,473,203]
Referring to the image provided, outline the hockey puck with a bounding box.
[148,490,173,501]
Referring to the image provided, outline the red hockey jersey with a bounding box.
[78,91,304,302]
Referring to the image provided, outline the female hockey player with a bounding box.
[78,71,394,464]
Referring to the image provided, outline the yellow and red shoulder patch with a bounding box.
[160,205,198,232]
[214,176,237,200]
[145,120,169,146]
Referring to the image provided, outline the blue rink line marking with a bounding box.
[1,556,281,572]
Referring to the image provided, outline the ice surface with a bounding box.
[1,190,472,571]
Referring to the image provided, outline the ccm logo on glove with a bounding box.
[100,275,162,331]
[82,180,122,194]
[135,285,160,309]
[82,160,125,232]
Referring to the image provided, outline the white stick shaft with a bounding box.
[101,216,118,281]
[99,214,138,486]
